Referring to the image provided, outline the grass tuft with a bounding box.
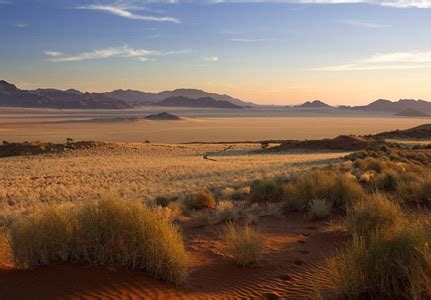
[9,198,188,284]
[224,223,262,267]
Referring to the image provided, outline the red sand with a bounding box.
[0,214,346,299]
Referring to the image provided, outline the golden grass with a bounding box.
[283,170,364,211]
[327,223,431,299]
[347,193,405,236]
[183,191,216,210]
[0,143,345,222]
[9,197,188,284]
[224,223,263,267]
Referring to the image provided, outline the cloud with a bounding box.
[44,45,189,62]
[310,51,431,71]
[229,38,266,42]
[77,4,180,23]
[140,0,431,8]
[339,19,390,28]
[14,23,28,28]
[201,56,219,62]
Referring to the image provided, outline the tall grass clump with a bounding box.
[183,191,216,210]
[397,174,431,207]
[283,170,363,212]
[326,223,431,299]
[347,194,404,236]
[224,223,262,267]
[9,198,188,284]
[250,179,284,203]
[307,199,331,220]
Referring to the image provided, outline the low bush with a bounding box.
[371,170,399,192]
[397,175,431,207]
[250,179,284,203]
[283,171,363,212]
[183,191,216,210]
[347,194,404,236]
[307,199,331,220]
[9,198,188,284]
[215,201,240,223]
[224,223,262,267]
[326,222,431,299]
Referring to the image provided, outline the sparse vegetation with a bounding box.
[9,198,188,284]
[250,179,284,203]
[283,170,364,212]
[347,193,405,236]
[307,199,331,220]
[224,223,263,267]
[327,222,431,299]
[183,191,216,210]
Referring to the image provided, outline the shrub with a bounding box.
[9,198,188,284]
[183,191,216,210]
[347,194,404,236]
[397,175,431,207]
[224,223,262,267]
[283,171,363,212]
[372,171,399,192]
[155,195,171,207]
[215,201,240,223]
[326,223,431,299]
[250,179,284,203]
[366,158,384,173]
[307,199,331,220]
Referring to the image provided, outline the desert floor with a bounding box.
[0,108,429,143]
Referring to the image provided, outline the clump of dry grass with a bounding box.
[283,170,364,212]
[307,199,331,220]
[9,198,188,284]
[327,222,431,299]
[224,223,263,267]
[397,174,431,207]
[250,179,284,203]
[215,201,240,223]
[347,193,405,236]
[183,191,216,210]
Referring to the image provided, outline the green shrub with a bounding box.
[224,223,262,267]
[327,223,431,299]
[9,198,188,284]
[283,171,363,211]
[250,179,284,203]
[183,191,216,210]
[347,194,404,236]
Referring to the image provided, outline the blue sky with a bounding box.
[1,0,431,105]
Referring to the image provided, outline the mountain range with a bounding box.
[0,80,250,110]
[3,79,431,113]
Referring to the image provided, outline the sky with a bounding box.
[1,0,431,105]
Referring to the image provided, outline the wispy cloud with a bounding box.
[339,19,390,28]
[229,38,266,42]
[44,45,189,62]
[201,56,219,62]
[77,4,180,23]
[152,0,431,8]
[14,23,28,28]
[310,51,431,71]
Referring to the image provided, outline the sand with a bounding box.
[0,214,346,299]
[0,109,428,143]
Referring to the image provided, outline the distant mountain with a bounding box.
[354,99,431,113]
[295,100,332,108]
[105,88,254,107]
[394,108,430,117]
[156,96,243,109]
[0,80,132,109]
[0,80,252,109]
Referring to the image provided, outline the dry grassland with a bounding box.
[0,143,347,222]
